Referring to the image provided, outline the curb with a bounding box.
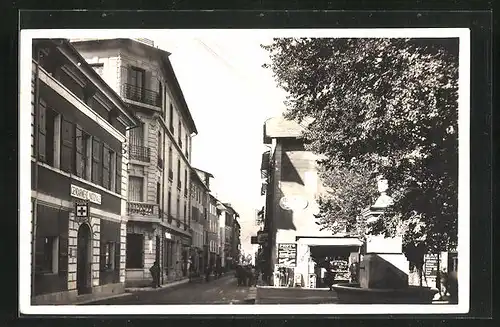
[125,278,190,293]
[77,292,133,305]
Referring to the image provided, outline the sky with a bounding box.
[152,33,288,257]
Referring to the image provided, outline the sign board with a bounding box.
[277,243,297,267]
[424,254,439,278]
[74,201,89,224]
[251,236,258,244]
[71,184,102,205]
[165,232,172,240]
[257,231,268,244]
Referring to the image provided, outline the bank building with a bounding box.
[30,39,138,304]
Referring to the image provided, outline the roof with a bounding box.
[70,38,196,133]
[42,39,138,128]
[190,168,210,191]
[193,167,214,178]
[263,116,313,143]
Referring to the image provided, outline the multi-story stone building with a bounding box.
[208,194,220,270]
[260,116,362,287]
[232,218,242,265]
[216,202,227,271]
[30,39,138,304]
[71,38,197,286]
[193,168,214,271]
[221,203,239,269]
[189,168,210,275]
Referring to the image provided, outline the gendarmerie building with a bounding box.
[71,38,197,286]
[30,39,138,304]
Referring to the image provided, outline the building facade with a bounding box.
[260,116,362,287]
[221,203,239,269]
[193,168,214,271]
[208,194,220,270]
[189,168,209,275]
[216,202,227,271]
[71,38,197,286]
[30,39,138,304]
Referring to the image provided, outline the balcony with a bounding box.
[127,201,159,216]
[129,144,151,162]
[157,157,164,169]
[122,83,161,108]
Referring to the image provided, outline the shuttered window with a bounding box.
[60,118,74,173]
[75,126,89,179]
[102,145,112,190]
[115,153,122,194]
[128,176,144,202]
[37,100,47,162]
[91,138,102,185]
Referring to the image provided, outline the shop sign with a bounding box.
[165,232,172,240]
[277,243,297,267]
[74,201,90,224]
[71,184,101,205]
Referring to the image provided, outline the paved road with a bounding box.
[85,275,250,305]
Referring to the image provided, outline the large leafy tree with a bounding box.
[263,38,459,274]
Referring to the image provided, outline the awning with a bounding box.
[297,237,363,247]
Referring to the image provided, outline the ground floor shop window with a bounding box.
[35,236,59,274]
[100,241,116,271]
[126,233,144,268]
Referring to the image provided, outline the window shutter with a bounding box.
[92,138,102,184]
[100,241,106,271]
[75,127,84,177]
[60,118,74,172]
[38,100,47,161]
[114,242,121,283]
[102,145,111,189]
[144,70,152,91]
[58,236,68,275]
[115,153,122,194]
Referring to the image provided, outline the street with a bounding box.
[85,275,251,305]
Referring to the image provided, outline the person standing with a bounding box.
[149,261,161,288]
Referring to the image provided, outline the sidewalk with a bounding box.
[124,271,236,293]
[125,278,190,293]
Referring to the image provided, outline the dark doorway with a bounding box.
[77,223,92,295]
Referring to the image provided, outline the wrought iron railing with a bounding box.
[129,144,151,162]
[122,83,161,108]
[127,202,158,216]
[168,170,174,181]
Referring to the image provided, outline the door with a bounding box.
[77,223,92,295]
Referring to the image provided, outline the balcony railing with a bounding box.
[127,202,159,216]
[122,83,161,108]
[168,170,174,181]
[129,144,151,162]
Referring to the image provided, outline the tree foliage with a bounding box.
[262,37,459,256]
[314,161,379,236]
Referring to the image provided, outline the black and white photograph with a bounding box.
[19,26,470,315]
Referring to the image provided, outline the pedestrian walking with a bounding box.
[149,261,161,288]
[205,265,211,282]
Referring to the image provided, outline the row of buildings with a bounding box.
[29,37,241,304]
